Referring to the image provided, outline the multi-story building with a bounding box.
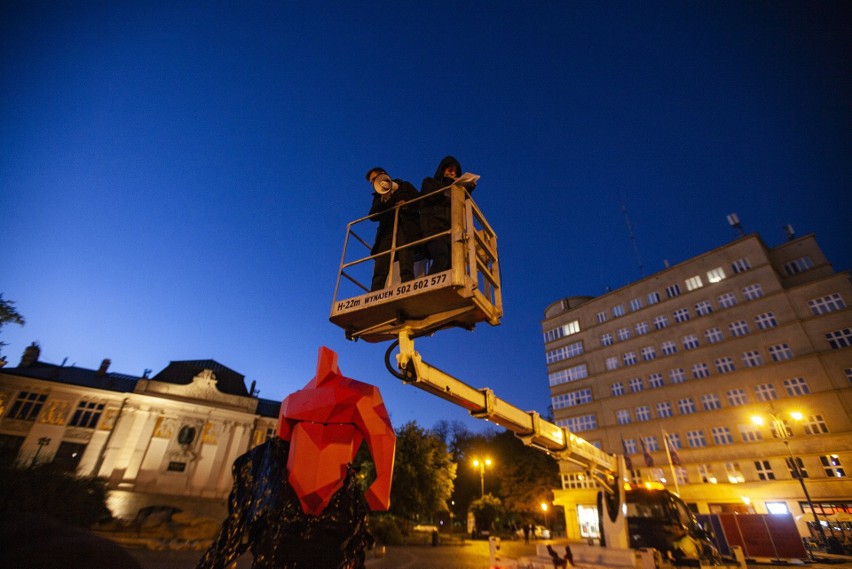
[542,233,852,542]
[0,344,280,519]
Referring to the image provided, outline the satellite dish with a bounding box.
[372,173,398,195]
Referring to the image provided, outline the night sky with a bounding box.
[2,2,850,433]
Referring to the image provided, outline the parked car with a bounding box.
[515,525,551,539]
[412,524,439,533]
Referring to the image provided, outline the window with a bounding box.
[644,435,659,452]
[698,463,716,482]
[543,320,581,343]
[653,315,669,330]
[729,320,750,337]
[826,328,852,349]
[545,341,584,363]
[656,401,673,418]
[673,308,690,323]
[754,312,778,330]
[648,373,664,388]
[559,414,597,433]
[623,352,637,366]
[678,398,696,414]
[661,341,677,356]
[623,438,637,454]
[695,300,713,316]
[809,293,846,315]
[768,343,794,362]
[635,406,651,422]
[611,382,624,396]
[630,298,643,312]
[641,346,656,361]
[701,394,721,410]
[601,333,613,346]
[596,311,608,324]
[685,275,704,291]
[739,424,763,442]
[548,364,589,386]
[725,462,745,483]
[69,400,105,429]
[732,257,751,274]
[552,388,593,409]
[675,466,689,485]
[666,284,682,298]
[682,335,700,350]
[628,377,644,393]
[705,327,724,343]
[753,383,778,401]
[605,357,619,370]
[167,461,187,472]
[741,350,763,368]
[647,292,661,305]
[715,357,736,374]
[669,368,686,384]
[616,409,632,425]
[712,426,734,445]
[784,377,810,396]
[707,267,726,283]
[687,430,707,449]
[617,327,631,341]
[803,415,829,435]
[786,456,808,479]
[821,455,845,477]
[726,389,748,406]
[613,304,625,318]
[783,255,814,275]
[691,363,710,379]
[7,391,47,421]
[635,321,649,335]
[742,283,764,301]
[718,292,737,309]
[755,460,775,480]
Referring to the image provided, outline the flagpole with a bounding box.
[662,428,680,495]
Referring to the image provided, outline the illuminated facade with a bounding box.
[0,351,279,519]
[542,233,852,541]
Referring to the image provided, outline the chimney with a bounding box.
[19,342,41,367]
[97,358,111,376]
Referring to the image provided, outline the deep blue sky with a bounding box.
[2,2,850,433]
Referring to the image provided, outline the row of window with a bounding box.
[3,390,106,428]
[593,257,753,326]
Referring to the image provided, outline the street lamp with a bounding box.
[473,457,492,497]
[541,502,549,531]
[32,436,51,466]
[751,410,827,544]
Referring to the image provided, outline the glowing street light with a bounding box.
[473,457,493,497]
[541,502,549,530]
[751,409,826,545]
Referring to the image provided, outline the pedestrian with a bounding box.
[419,155,476,274]
[523,523,531,544]
[365,167,420,291]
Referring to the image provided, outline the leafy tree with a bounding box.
[388,421,456,523]
[492,430,560,519]
[469,494,502,534]
[0,294,25,356]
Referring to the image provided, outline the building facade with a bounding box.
[542,234,852,542]
[0,347,280,520]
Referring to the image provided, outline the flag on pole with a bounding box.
[639,434,654,466]
[621,436,634,471]
[663,429,681,466]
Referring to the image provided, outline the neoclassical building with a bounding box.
[0,347,280,519]
[541,233,852,542]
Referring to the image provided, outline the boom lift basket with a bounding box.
[330,184,503,342]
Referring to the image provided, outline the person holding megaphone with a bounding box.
[365,167,421,291]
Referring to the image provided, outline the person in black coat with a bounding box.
[365,167,420,291]
[419,155,475,274]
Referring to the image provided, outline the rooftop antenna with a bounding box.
[621,199,644,277]
[727,213,745,237]
[784,224,796,241]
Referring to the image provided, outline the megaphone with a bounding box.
[372,173,399,195]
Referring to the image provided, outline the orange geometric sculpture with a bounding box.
[277,346,396,516]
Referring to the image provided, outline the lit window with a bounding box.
[543,320,581,343]
[754,312,778,330]
[685,275,704,291]
[821,455,845,477]
[705,327,724,343]
[691,363,710,379]
[697,463,715,482]
[707,267,726,283]
[808,293,846,315]
[726,389,748,406]
[724,462,744,483]
[742,283,764,301]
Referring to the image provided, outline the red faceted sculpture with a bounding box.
[277,346,396,515]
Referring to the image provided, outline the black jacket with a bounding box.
[368,179,420,253]
[419,156,474,230]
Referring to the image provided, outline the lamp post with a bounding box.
[32,436,51,466]
[752,410,827,545]
[473,457,492,497]
[541,502,549,532]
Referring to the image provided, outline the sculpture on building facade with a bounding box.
[197,346,396,569]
